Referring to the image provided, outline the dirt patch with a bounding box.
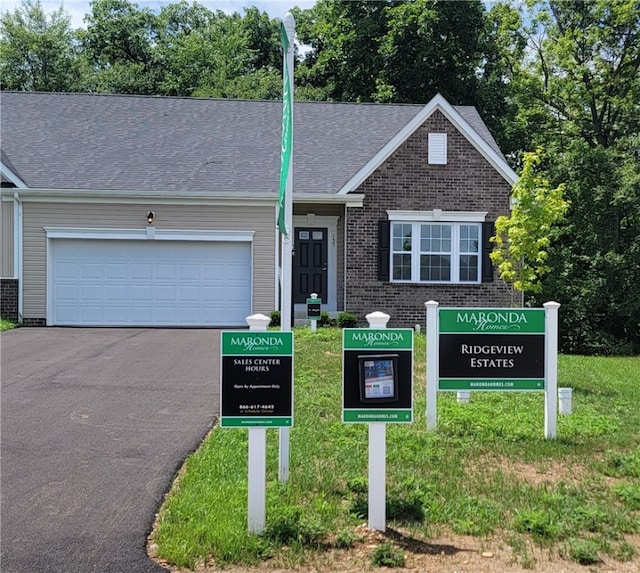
[151,527,640,573]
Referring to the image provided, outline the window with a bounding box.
[391,222,480,283]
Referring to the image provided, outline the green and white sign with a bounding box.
[220,331,294,427]
[426,301,561,439]
[342,328,413,423]
[439,308,545,392]
[306,297,321,320]
[439,308,545,334]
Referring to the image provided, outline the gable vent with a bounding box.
[428,133,447,165]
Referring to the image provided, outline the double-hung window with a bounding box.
[387,211,486,284]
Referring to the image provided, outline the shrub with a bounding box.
[337,312,358,328]
[318,311,336,327]
[269,310,281,327]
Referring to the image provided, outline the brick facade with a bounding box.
[345,111,513,328]
[1,278,18,323]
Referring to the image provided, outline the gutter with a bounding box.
[13,192,23,323]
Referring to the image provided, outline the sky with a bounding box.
[0,0,318,28]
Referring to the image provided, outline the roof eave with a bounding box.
[0,163,28,189]
[0,187,365,207]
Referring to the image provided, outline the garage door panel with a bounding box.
[105,285,127,301]
[51,239,252,326]
[81,263,103,280]
[81,306,103,322]
[106,263,128,279]
[179,264,201,280]
[81,284,103,301]
[132,265,152,280]
[157,264,177,280]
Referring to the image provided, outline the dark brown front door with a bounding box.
[293,228,328,304]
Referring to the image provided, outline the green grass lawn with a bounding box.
[153,328,640,570]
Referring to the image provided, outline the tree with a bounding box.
[490,148,569,304]
[514,0,640,150]
[0,0,82,91]
[511,0,640,354]
[293,0,388,102]
[293,0,516,150]
[154,4,252,97]
[377,0,486,104]
[79,0,160,94]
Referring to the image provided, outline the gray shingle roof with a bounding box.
[0,92,502,195]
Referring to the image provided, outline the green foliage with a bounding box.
[532,139,640,355]
[263,505,326,546]
[0,0,82,90]
[0,319,17,331]
[512,0,640,354]
[490,148,569,297]
[336,312,358,328]
[371,542,405,568]
[318,311,336,328]
[269,310,281,327]
[386,490,425,523]
[613,483,640,510]
[567,538,601,565]
[601,450,640,479]
[513,509,565,542]
[334,529,358,549]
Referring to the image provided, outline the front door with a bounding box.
[293,228,328,304]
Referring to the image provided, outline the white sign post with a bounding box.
[342,312,414,533]
[221,313,294,533]
[425,301,439,431]
[543,301,560,439]
[367,312,389,532]
[246,314,269,534]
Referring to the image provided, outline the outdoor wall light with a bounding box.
[147,211,155,224]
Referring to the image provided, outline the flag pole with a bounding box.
[278,12,295,483]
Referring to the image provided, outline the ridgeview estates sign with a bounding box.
[426,301,561,439]
[439,308,545,391]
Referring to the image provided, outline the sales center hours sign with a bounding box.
[439,308,545,392]
[220,331,293,427]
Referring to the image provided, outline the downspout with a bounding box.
[13,192,23,323]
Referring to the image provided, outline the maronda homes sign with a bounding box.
[342,328,413,423]
[426,301,561,439]
[220,331,293,427]
[439,308,545,391]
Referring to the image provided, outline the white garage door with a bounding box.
[50,239,251,326]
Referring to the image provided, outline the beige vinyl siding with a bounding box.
[22,201,276,322]
[1,200,14,277]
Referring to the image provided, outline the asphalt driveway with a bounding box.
[1,328,220,573]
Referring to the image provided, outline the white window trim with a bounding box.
[390,221,482,284]
[387,210,487,222]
